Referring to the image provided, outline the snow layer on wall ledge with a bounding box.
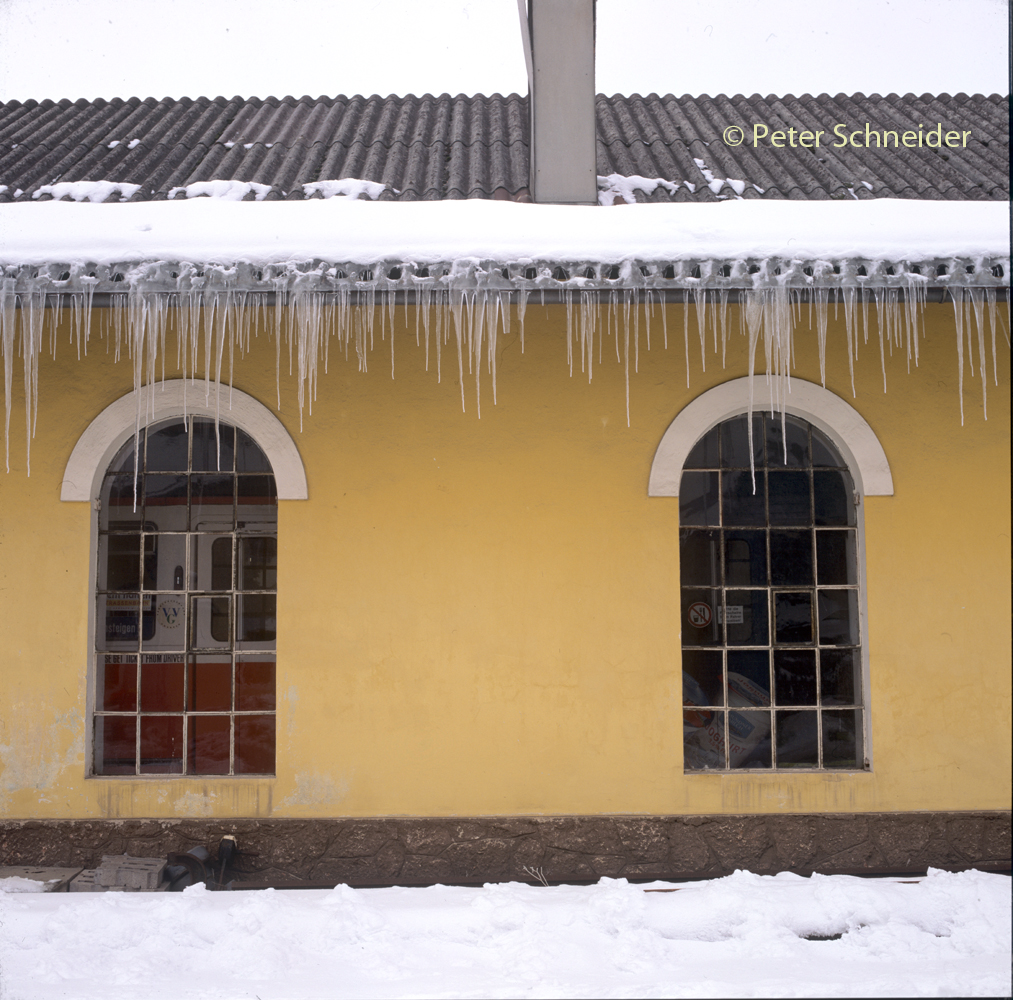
[0,198,1009,268]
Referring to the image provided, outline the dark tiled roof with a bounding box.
[0,91,1007,204]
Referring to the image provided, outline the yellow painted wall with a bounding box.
[0,299,1009,819]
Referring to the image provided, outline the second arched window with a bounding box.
[679,412,865,772]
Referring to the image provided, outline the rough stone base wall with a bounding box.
[1,812,1009,884]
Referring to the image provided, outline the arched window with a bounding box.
[92,416,277,776]
[679,411,866,771]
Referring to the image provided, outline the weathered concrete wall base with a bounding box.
[1,813,1009,884]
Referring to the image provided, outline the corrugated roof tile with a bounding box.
[0,92,1006,205]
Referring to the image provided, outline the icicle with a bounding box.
[986,287,999,385]
[1,277,16,471]
[814,286,828,387]
[660,291,668,350]
[580,290,595,381]
[472,291,485,417]
[682,298,690,388]
[952,287,966,425]
[450,288,466,413]
[610,291,620,364]
[420,283,431,368]
[718,290,728,367]
[969,288,987,419]
[644,289,652,352]
[633,288,640,374]
[842,285,857,397]
[743,291,763,493]
[386,288,395,380]
[693,287,707,372]
[516,288,527,353]
[623,292,630,427]
[565,289,574,377]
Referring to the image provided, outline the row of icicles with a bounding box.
[0,280,1009,473]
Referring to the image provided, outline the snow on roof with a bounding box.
[0,196,1008,269]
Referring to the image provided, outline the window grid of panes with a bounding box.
[93,417,278,776]
[679,413,865,771]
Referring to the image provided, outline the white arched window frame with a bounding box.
[61,380,308,503]
[649,376,893,771]
[61,380,307,777]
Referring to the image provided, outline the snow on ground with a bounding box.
[0,197,1009,269]
[0,869,1009,999]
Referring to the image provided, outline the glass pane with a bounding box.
[722,470,765,526]
[95,716,136,774]
[100,655,136,711]
[140,656,184,712]
[720,414,763,468]
[191,596,231,648]
[813,470,855,526]
[775,709,818,767]
[145,533,183,592]
[811,427,845,467]
[769,530,813,586]
[774,592,813,644]
[187,656,232,712]
[236,657,276,711]
[728,710,771,768]
[681,589,721,646]
[100,475,142,530]
[103,534,141,591]
[682,650,723,707]
[765,414,809,467]
[240,537,278,590]
[107,437,138,474]
[189,715,231,774]
[239,594,277,643]
[684,710,725,770]
[679,529,721,587]
[237,475,277,508]
[816,530,857,585]
[143,595,187,649]
[143,475,188,531]
[191,418,235,473]
[727,650,770,702]
[723,530,766,587]
[192,475,234,527]
[818,590,859,646]
[142,533,159,590]
[145,422,189,472]
[235,715,275,773]
[236,428,274,472]
[98,593,154,647]
[188,535,231,591]
[725,589,768,646]
[211,537,233,591]
[767,470,811,526]
[823,709,863,768]
[139,715,183,773]
[820,648,862,705]
[683,426,719,469]
[773,649,817,706]
[679,471,719,526]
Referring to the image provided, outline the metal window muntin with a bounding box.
[681,413,866,773]
[92,416,277,777]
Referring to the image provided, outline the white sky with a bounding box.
[0,0,1009,102]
